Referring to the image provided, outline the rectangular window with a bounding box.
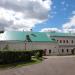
[66,40,68,43]
[60,40,62,43]
[67,49,68,52]
[72,40,73,43]
[62,49,64,53]
[63,40,65,43]
[49,50,51,54]
[57,40,58,42]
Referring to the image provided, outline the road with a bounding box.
[0,56,75,75]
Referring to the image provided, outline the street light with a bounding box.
[24,40,27,50]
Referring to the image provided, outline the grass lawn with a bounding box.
[0,57,43,69]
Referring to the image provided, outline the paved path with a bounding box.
[0,56,75,75]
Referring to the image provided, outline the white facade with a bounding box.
[1,38,75,56]
[0,32,75,56]
[0,41,59,55]
[50,36,75,55]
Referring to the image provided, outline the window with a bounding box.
[60,40,62,43]
[49,50,51,54]
[63,40,65,43]
[57,40,58,42]
[62,49,64,53]
[71,40,73,43]
[66,40,68,43]
[67,49,68,52]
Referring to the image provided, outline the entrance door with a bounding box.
[49,49,51,54]
[71,49,75,55]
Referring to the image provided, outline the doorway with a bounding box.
[71,49,75,55]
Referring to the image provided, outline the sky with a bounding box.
[0,0,75,33]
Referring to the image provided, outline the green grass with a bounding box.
[0,57,42,69]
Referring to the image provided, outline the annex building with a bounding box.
[0,31,75,55]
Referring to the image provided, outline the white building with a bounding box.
[0,31,75,55]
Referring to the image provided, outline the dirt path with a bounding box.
[0,56,75,75]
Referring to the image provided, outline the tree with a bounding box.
[3,44,9,51]
[26,35,32,42]
[24,35,32,50]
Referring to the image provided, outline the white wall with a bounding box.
[52,36,75,55]
[0,41,59,55]
[0,41,25,51]
[55,37,75,45]
[0,38,75,55]
[30,42,59,55]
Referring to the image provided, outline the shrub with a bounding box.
[0,51,32,64]
[3,44,9,51]
[35,52,40,59]
[32,50,43,58]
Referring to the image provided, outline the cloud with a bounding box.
[0,33,5,40]
[72,11,75,15]
[61,15,75,33]
[63,29,75,33]
[40,28,62,32]
[61,1,65,5]
[40,12,75,33]
[0,0,52,31]
[63,15,75,29]
[40,14,75,33]
[40,27,75,33]
[0,0,51,12]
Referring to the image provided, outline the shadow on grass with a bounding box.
[0,59,42,70]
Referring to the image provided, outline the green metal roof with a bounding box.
[1,31,56,42]
[1,31,75,42]
[47,32,75,37]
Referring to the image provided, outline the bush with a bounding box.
[32,50,44,58]
[3,44,9,51]
[35,52,40,59]
[0,51,32,64]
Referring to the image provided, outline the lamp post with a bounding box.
[25,40,27,50]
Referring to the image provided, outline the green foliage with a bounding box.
[32,50,43,58]
[0,56,42,68]
[26,35,32,42]
[35,52,40,59]
[0,51,32,64]
[0,50,43,64]
[3,44,9,51]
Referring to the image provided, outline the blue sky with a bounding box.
[33,0,75,32]
[0,0,75,33]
